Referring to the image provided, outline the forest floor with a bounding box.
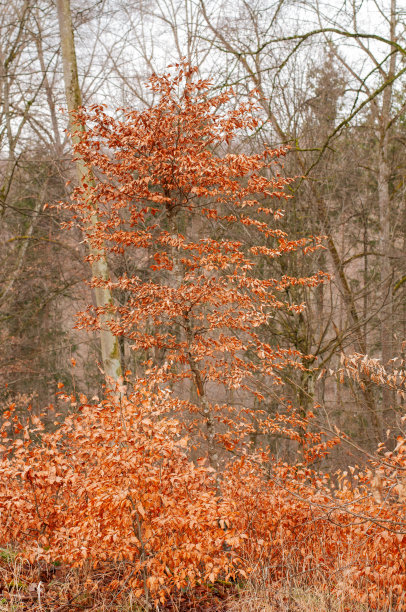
[0,551,376,611]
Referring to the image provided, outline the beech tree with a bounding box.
[67,63,328,463]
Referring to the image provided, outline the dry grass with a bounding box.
[0,549,401,611]
[226,581,371,611]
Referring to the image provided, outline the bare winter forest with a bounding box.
[0,1,406,610]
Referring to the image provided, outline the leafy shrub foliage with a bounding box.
[1,387,405,608]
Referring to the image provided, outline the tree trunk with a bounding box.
[376,0,397,417]
[56,0,122,382]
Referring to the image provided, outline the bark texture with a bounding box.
[56,0,122,382]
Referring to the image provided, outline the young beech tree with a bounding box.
[69,63,327,465]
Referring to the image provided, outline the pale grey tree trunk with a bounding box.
[377,0,397,413]
[56,0,122,382]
